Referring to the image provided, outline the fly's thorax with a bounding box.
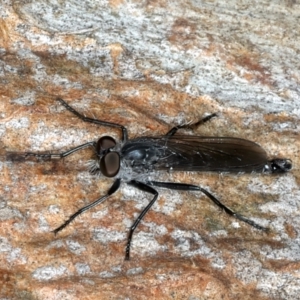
[118,156,157,181]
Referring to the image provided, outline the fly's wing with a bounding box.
[154,135,269,172]
[121,135,269,173]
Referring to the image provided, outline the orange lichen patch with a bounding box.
[284,222,297,239]
[145,0,167,10]
[109,0,125,9]
[0,19,10,49]
[107,43,126,75]
[226,52,272,85]
[271,261,300,273]
[0,269,18,299]
[263,111,295,123]
[33,51,90,78]
[264,259,300,274]
[168,18,198,50]
[0,54,36,96]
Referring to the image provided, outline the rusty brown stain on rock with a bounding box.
[109,0,125,9]
[226,53,272,85]
[284,222,297,239]
[168,18,198,50]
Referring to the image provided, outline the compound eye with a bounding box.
[100,152,120,177]
[96,136,116,154]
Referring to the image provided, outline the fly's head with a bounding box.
[90,136,120,177]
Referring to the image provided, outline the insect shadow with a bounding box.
[7,98,292,260]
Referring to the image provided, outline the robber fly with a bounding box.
[7,98,292,260]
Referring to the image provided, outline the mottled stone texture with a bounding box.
[0,1,299,299]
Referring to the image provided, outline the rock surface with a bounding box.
[0,1,299,299]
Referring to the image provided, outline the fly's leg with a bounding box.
[166,113,217,137]
[125,180,159,260]
[147,181,268,231]
[53,179,121,234]
[57,98,128,142]
[6,142,96,162]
